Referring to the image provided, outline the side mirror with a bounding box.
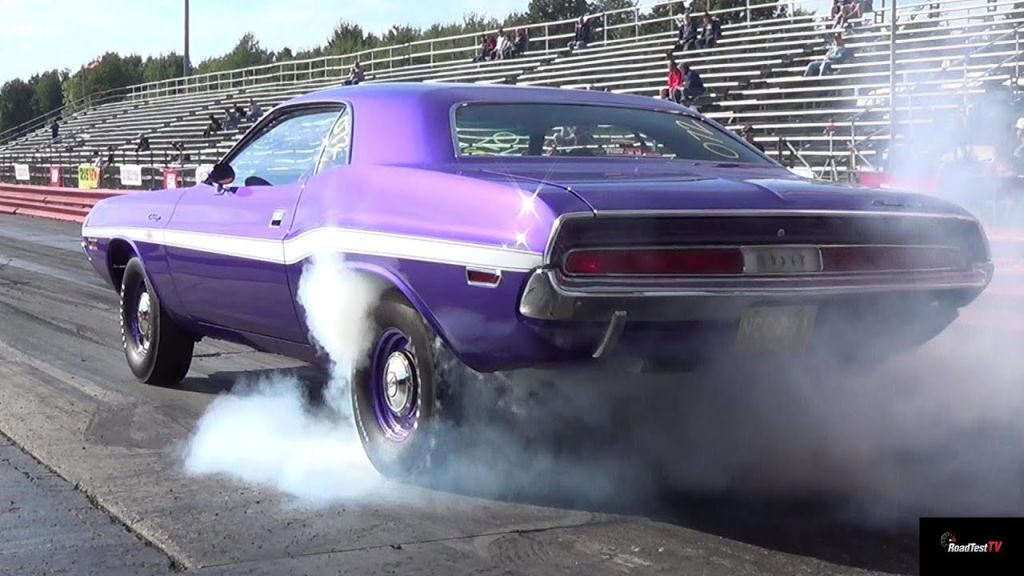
[205,163,235,187]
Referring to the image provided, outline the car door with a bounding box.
[166,103,343,342]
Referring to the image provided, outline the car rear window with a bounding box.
[453,103,770,165]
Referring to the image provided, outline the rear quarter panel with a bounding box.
[287,164,588,370]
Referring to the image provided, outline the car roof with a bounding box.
[280,83,701,166]
[287,82,688,113]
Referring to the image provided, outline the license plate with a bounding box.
[736,305,818,352]
[742,246,822,275]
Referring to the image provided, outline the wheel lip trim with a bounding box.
[369,328,420,442]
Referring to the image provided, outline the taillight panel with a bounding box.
[562,245,967,277]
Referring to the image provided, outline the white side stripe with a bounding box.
[81,226,544,272]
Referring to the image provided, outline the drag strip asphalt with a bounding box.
[6,213,1019,575]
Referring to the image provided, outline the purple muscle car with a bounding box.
[81,83,992,476]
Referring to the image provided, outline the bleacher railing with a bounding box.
[3,0,827,137]
[839,13,1023,176]
[4,0,1022,186]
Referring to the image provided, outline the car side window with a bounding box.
[315,106,352,173]
[229,107,341,187]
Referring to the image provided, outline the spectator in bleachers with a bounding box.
[568,15,592,52]
[667,60,684,104]
[804,34,852,77]
[203,114,222,138]
[697,11,722,49]
[832,0,865,31]
[681,63,706,101]
[136,133,150,153]
[494,28,512,60]
[740,124,765,152]
[224,107,240,131]
[658,87,671,100]
[247,98,263,123]
[233,103,246,119]
[481,35,497,61]
[50,119,60,144]
[513,29,529,57]
[843,0,864,22]
[676,12,699,51]
[344,61,366,85]
[171,141,186,164]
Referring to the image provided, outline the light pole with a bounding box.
[184,0,191,76]
[888,0,896,170]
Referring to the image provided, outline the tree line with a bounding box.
[0,0,795,133]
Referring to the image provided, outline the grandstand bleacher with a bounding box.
[1,0,1021,189]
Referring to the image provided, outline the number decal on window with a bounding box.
[675,118,740,159]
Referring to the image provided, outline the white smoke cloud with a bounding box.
[183,252,383,503]
[182,375,379,503]
[296,252,381,415]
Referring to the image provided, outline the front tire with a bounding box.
[119,257,194,385]
[351,292,460,478]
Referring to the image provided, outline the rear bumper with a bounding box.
[518,263,994,322]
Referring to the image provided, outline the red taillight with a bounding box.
[821,246,963,273]
[564,248,744,276]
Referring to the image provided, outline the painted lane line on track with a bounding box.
[0,337,125,405]
[0,256,110,293]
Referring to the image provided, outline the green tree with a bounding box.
[196,33,273,74]
[0,79,36,132]
[594,0,638,40]
[29,70,65,117]
[62,52,143,109]
[142,53,185,84]
[325,20,372,56]
[382,24,419,46]
[527,0,593,23]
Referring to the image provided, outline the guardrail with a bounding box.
[0,184,123,223]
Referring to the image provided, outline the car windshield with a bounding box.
[454,103,770,165]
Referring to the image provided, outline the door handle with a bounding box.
[269,210,285,228]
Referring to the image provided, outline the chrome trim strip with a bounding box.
[518,264,993,321]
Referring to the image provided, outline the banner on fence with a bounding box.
[14,164,30,181]
[163,169,179,189]
[78,164,100,189]
[120,164,143,187]
[195,164,215,184]
[49,166,62,187]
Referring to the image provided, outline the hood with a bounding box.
[442,160,973,219]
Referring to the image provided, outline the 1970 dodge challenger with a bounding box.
[82,83,993,475]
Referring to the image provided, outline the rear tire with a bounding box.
[351,292,460,478]
[119,257,194,385]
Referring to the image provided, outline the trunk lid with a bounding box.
[448,159,970,218]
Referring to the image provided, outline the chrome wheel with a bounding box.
[370,329,420,442]
[384,351,415,416]
[135,291,152,352]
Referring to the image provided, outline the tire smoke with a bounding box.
[183,253,383,503]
